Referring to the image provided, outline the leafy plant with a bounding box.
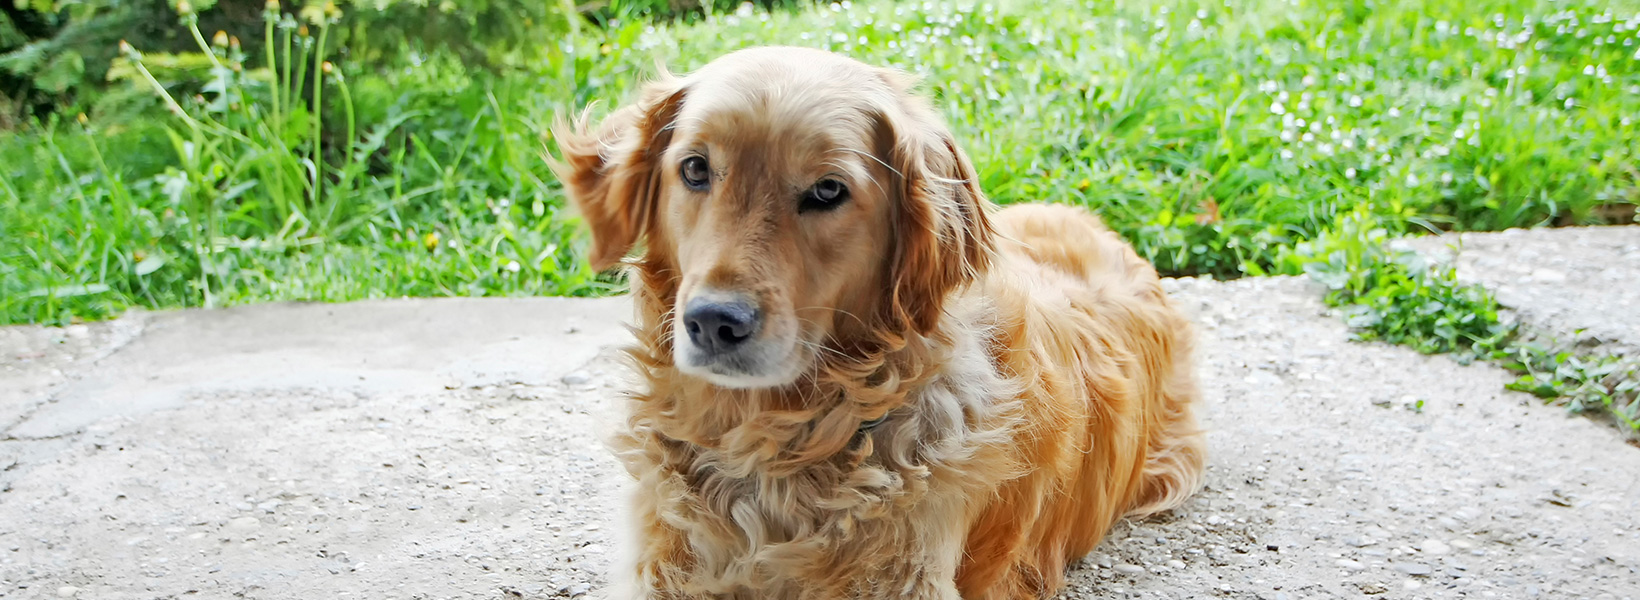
[1291,207,1510,355]
[1498,341,1640,431]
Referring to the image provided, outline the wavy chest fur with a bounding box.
[610,295,1022,599]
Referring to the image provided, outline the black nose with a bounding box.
[683,297,761,355]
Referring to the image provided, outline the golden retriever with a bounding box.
[551,46,1205,600]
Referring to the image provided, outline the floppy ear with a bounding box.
[878,71,996,334]
[550,75,688,271]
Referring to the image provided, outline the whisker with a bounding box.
[793,334,849,361]
[794,305,872,331]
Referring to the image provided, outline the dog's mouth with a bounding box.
[675,332,807,389]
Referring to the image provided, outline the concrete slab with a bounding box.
[1,280,1636,599]
[4,297,633,440]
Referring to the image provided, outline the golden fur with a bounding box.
[551,47,1205,599]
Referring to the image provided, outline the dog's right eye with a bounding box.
[680,156,710,191]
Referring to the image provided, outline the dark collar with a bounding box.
[857,413,890,434]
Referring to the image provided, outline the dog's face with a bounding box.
[658,71,895,388]
[554,47,993,389]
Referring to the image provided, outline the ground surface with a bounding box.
[2,230,1638,600]
[1403,226,1640,359]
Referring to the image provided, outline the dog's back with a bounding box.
[955,203,1206,598]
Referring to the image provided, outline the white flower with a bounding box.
[1302,132,1316,142]
[1388,107,1401,117]
[1441,172,1454,184]
[506,260,522,273]
[1345,167,1357,179]
[1280,130,1295,142]
[1271,101,1287,115]
[1349,95,1364,107]
[1302,74,1316,87]
[1405,173,1419,187]
[1281,149,1295,159]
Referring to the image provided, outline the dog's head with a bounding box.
[554,47,993,389]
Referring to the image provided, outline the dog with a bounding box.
[552,46,1205,600]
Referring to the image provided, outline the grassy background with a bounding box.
[2,0,1638,326]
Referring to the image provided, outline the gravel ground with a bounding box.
[3,275,1639,599]
[1401,226,1640,359]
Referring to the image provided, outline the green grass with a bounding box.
[2,0,1638,325]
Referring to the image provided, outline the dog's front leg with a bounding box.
[606,481,711,600]
[606,521,713,600]
[868,498,970,600]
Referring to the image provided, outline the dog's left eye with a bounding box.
[680,156,711,191]
[800,178,849,213]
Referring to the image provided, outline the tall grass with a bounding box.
[1,2,609,324]
[1,0,1636,325]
